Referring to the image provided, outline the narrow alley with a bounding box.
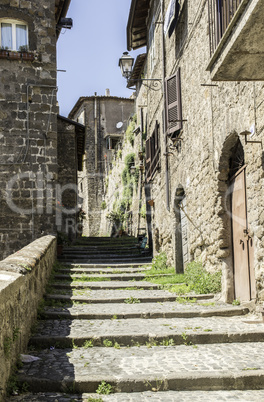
[8,237,264,401]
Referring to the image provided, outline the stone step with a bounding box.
[57,267,150,274]
[62,247,142,253]
[42,302,249,320]
[29,316,264,348]
[53,273,171,281]
[50,281,160,290]
[61,251,143,257]
[62,262,152,269]
[16,343,264,393]
[8,390,264,401]
[46,290,214,304]
[58,255,152,262]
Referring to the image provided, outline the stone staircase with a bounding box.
[8,237,264,401]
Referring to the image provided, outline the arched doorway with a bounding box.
[229,140,256,301]
[174,186,189,273]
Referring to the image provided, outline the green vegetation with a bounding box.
[125,114,137,146]
[4,328,20,357]
[70,275,109,282]
[101,201,107,210]
[184,261,222,294]
[232,299,240,306]
[116,149,122,159]
[96,380,113,395]
[145,253,222,295]
[103,339,113,347]
[124,296,140,304]
[83,339,94,348]
[140,203,146,219]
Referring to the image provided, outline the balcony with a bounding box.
[207,0,264,81]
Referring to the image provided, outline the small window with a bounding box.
[0,19,28,51]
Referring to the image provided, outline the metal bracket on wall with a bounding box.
[240,131,262,147]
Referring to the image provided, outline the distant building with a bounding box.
[69,92,135,236]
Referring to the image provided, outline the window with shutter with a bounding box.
[165,68,182,137]
[145,121,160,182]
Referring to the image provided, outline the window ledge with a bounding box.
[0,50,35,61]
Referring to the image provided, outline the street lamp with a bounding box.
[119,51,162,91]
[118,52,134,80]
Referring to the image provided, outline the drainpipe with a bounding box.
[94,93,98,172]
[160,0,170,211]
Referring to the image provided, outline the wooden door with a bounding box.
[230,166,255,301]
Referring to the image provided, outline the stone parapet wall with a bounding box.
[0,235,56,399]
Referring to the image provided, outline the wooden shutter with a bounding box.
[165,68,182,135]
[145,138,151,182]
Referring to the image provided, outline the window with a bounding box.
[145,121,160,182]
[0,19,28,51]
[165,68,182,137]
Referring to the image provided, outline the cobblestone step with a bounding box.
[57,267,150,274]
[42,302,249,320]
[10,237,264,399]
[8,389,264,401]
[45,289,215,304]
[16,344,264,393]
[50,281,160,290]
[62,248,142,254]
[53,273,159,281]
[63,262,152,269]
[29,316,264,348]
[64,262,151,267]
[58,256,152,263]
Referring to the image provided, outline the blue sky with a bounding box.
[57,0,142,117]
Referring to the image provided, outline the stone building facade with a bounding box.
[126,0,264,303]
[0,0,73,260]
[57,115,85,240]
[68,93,135,236]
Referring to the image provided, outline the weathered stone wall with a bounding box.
[99,111,148,239]
[0,0,58,260]
[0,235,56,399]
[57,118,79,241]
[132,0,264,302]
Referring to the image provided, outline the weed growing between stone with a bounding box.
[146,253,222,295]
[87,397,104,402]
[124,296,140,304]
[96,380,113,395]
[176,296,197,303]
[184,261,222,294]
[4,328,21,358]
[144,378,164,392]
[103,339,113,347]
[83,340,94,348]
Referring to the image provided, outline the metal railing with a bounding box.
[208,0,243,55]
